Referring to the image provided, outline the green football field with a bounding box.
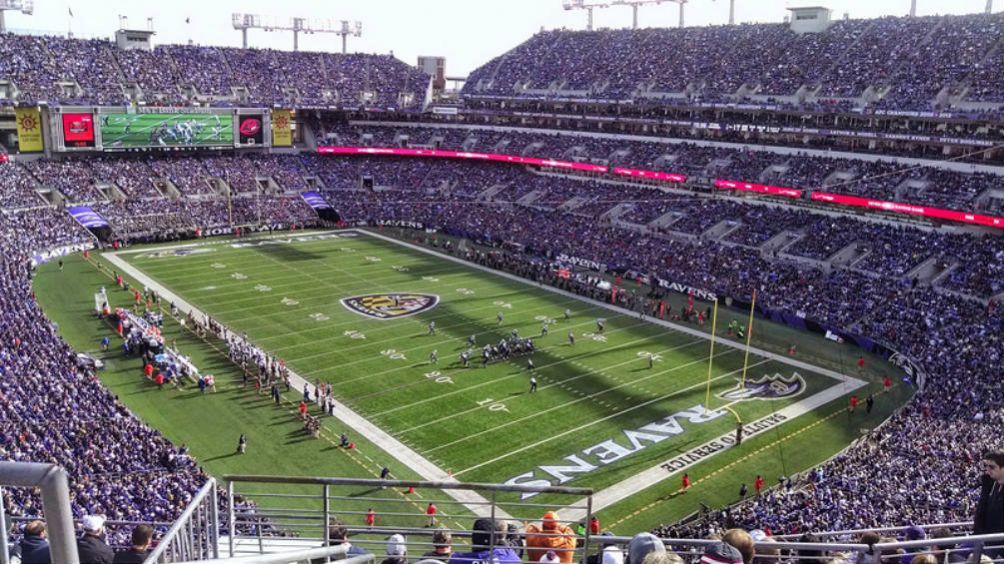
[100,113,233,148]
[33,228,914,535]
[103,230,872,504]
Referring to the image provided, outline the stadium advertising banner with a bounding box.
[317,146,609,173]
[99,109,234,149]
[62,113,96,148]
[15,107,44,152]
[714,179,802,198]
[237,113,265,146]
[272,109,293,147]
[811,192,1004,229]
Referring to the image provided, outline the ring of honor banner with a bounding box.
[15,107,44,152]
[272,109,292,147]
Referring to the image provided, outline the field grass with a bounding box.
[32,229,914,536]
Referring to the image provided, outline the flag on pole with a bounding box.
[185,17,190,23]
[68,7,74,17]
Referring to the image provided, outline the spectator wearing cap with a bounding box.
[722,529,755,564]
[526,511,578,564]
[77,515,114,564]
[383,534,408,564]
[421,529,452,563]
[603,545,625,564]
[900,526,927,564]
[18,520,51,564]
[112,525,154,564]
[702,541,745,564]
[628,532,665,564]
[447,518,520,564]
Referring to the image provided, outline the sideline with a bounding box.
[104,244,512,520]
[106,228,868,521]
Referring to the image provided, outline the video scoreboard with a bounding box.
[49,107,272,152]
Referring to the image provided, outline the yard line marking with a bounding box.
[452,357,773,477]
[364,322,662,417]
[406,339,722,443]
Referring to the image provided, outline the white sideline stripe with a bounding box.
[103,248,511,520]
[109,228,867,519]
[559,377,867,522]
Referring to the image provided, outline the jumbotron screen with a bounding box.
[99,112,234,149]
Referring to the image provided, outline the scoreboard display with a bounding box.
[49,107,272,151]
[100,112,234,149]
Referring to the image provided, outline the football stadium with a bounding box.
[1,1,1003,563]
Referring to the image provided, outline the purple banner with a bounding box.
[67,206,110,229]
[300,191,332,210]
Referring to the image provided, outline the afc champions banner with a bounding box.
[15,107,44,152]
[271,109,292,147]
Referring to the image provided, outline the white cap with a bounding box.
[603,546,625,564]
[82,515,106,532]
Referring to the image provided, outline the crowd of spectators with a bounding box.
[317,121,1004,213]
[1,146,1002,550]
[462,12,1004,113]
[320,165,1003,537]
[0,32,429,108]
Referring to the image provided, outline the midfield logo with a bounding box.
[340,293,439,320]
[717,373,807,401]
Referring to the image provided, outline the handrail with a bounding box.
[0,462,79,564]
[771,521,976,539]
[172,544,369,564]
[144,477,218,564]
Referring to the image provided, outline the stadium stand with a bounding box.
[312,121,1003,214]
[0,33,429,109]
[462,13,1004,113]
[4,7,1004,560]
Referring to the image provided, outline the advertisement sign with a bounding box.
[62,113,96,148]
[237,114,265,146]
[271,109,293,147]
[811,192,1004,229]
[714,179,802,198]
[317,146,609,173]
[15,107,44,152]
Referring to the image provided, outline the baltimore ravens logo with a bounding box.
[340,293,439,320]
[717,373,806,402]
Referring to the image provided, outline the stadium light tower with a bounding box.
[562,0,687,30]
[712,0,736,25]
[335,20,363,54]
[988,0,994,14]
[231,13,357,51]
[909,0,916,16]
[0,0,34,33]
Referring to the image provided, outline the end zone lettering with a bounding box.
[504,404,725,499]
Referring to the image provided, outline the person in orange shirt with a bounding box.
[525,511,577,564]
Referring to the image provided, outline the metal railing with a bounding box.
[223,475,594,560]
[144,478,220,564]
[0,462,78,564]
[173,545,372,564]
